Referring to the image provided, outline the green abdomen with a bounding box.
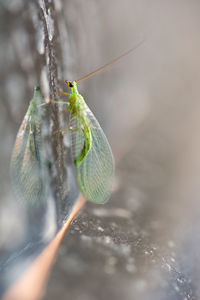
[74,125,92,167]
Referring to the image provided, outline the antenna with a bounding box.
[75,39,145,83]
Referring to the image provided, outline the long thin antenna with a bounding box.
[75,39,145,83]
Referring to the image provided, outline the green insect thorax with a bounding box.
[67,81,85,117]
[27,86,44,125]
[29,98,37,115]
[67,81,79,95]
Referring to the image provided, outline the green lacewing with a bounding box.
[65,80,114,204]
[10,86,49,207]
[57,41,144,204]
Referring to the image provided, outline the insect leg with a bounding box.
[52,127,79,136]
[52,100,70,105]
[55,89,71,97]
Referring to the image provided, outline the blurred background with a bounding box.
[1,0,200,299]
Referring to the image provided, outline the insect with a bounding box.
[57,41,144,204]
[62,80,115,204]
[10,86,49,207]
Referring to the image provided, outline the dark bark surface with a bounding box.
[1,0,200,300]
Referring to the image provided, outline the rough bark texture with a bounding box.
[1,0,200,300]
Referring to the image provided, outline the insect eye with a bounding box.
[67,81,74,88]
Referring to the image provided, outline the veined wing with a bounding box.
[70,103,114,204]
[10,89,49,207]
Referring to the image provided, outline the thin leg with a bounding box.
[52,100,69,105]
[55,89,71,97]
[53,127,79,136]
[38,102,48,107]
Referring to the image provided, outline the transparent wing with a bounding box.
[10,96,49,208]
[70,104,114,204]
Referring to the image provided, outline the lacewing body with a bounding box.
[63,81,114,204]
